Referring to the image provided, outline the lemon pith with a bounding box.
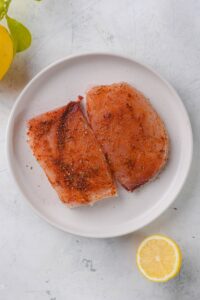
[136,235,182,282]
[0,25,13,80]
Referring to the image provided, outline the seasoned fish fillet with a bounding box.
[27,100,117,207]
[86,83,169,191]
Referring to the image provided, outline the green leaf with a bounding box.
[0,1,5,19]
[0,0,11,20]
[6,15,32,54]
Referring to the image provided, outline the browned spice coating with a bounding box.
[86,83,169,191]
[27,101,117,207]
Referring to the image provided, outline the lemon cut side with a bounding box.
[136,235,182,282]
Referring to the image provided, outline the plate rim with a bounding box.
[6,52,193,238]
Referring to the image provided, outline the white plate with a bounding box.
[6,53,193,238]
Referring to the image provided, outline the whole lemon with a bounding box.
[0,24,13,80]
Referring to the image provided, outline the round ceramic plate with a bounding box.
[6,53,193,238]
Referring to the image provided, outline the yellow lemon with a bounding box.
[0,24,13,80]
[136,235,182,282]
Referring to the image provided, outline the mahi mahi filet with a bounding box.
[27,100,117,207]
[86,83,169,191]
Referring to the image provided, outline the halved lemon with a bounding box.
[0,25,13,80]
[136,235,182,282]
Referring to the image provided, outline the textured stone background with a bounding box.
[0,1,200,299]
